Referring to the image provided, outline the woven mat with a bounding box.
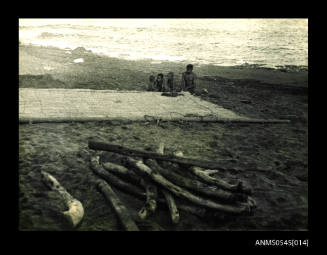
[19,88,252,123]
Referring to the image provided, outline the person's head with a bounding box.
[167,72,174,79]
[186,64,193,72]
[149,75,155,82]
[157,73,164,81]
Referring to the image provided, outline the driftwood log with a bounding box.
[101,160,157,220]
[101,149,248,194]
[90,156,145,199]
[156,142,180,224]
[96,179,139,231]
[101,154,210,219]
[188,166,252,195]
[138,178,158,220]
[156,142,165,155]
[98,156,237,219]
[162,189,180,224]
[165,151,250,194]
[41,171,84,227]
[90,141,256,224]
[186,166,247,194]
[125,157,251,214]
[145,158,247,202]
[102,161,142,186]
[88,140,234,169]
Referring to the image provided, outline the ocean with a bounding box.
[19,19,308,70]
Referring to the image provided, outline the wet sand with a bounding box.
[19,44,308,231]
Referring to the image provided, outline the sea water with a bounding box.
[19,19,308,70]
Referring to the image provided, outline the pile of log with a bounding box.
[88,140,256,231]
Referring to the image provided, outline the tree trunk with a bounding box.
[157,142,165,155]
[101,159,158,220]
[41,171,84,228]
[138,178,158,220]
[156,142,179,224]
[90,156,145,199]
[163,151,247,194]
[100,157,216,219]
[176,202,206,217]
[102,161,142,186]
[96,179,139,231]
[162,189,180,224]
[145,159,247,202]
[88,140,233,170]
[125,157,251,214]
[188,166,252,195]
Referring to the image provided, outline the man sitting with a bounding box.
[181,64,197,94]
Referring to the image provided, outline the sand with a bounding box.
[18,44,308,231]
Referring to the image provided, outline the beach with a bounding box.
[19,44,308,231]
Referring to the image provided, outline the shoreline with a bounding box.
[19,44,308,90]
[20,41,308,71]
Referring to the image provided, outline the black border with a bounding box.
[10,7,314,251]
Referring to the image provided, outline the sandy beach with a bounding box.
[19,44,308,231]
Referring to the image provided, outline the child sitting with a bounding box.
[155,73,166,92]
[147,75,156,91]
[166,72,174,92]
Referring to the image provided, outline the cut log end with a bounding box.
[63,199,84,227]
[162,190,180,224]
[138,207,150,220]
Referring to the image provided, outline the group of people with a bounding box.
[147,64,197,94]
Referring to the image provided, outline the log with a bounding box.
[157,142,165,155]
[188,166,252,195]
[176,202,206,217]
[162,189,180,224]
[157,149,250,217]
[216,119,291,124]
[19,117,290,124]
[101,159,158,220]
[88,140,234,170]
[125,157,251,214]
[157,150,250,195]
[102,161,132,176]
[156,142,179,224]
[41,171,84,228]
[145,158,247,202]
[98,155,237,219]
[158,152,195,179]
[188,166,239,191]
[168,151,244,193]
[100,158,211,218]
[144,180,158,212]
[90,156,145,199]
[97,142,252,195]
[138,178,158,220]
[96,179,139,231]
[102,161,142,186]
